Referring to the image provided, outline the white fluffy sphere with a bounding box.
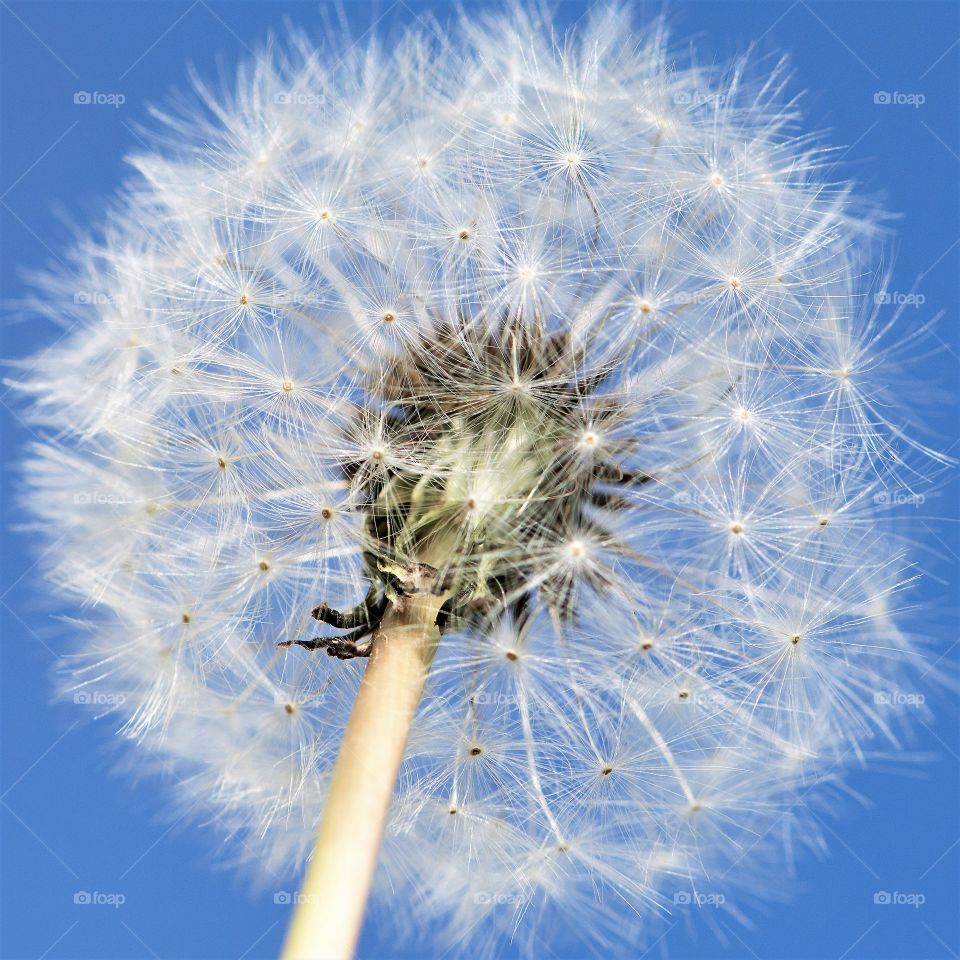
[17,5,937,955]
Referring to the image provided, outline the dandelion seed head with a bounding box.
[13,5,940,957]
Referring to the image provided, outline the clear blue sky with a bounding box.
[1,2,957,958]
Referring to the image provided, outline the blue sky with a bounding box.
[1,2,957,958]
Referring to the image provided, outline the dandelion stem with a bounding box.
[281,586,448,960]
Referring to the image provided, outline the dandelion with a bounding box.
[13,5,942,959]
